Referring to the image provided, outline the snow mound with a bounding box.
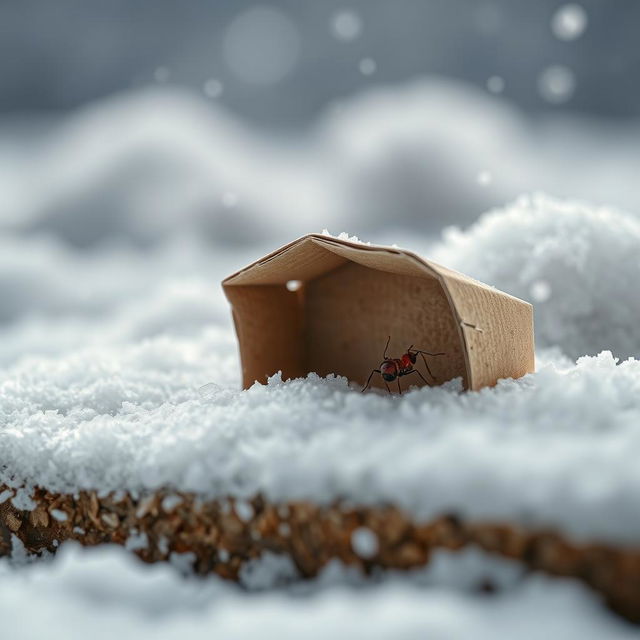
[0,543,633,640]
[4,346,640,544]
[0,88,340,248]
[434,194,640,359]
[3,80,640,249]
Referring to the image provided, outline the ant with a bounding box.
[362,336,445,395]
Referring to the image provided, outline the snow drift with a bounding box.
[3,78,640,631]
[434,193,640,359]
[3,80,640,249]
[2,193,640,545]
[3,348,640,545]
[2,543,633,640]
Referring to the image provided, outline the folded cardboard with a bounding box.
[222,234,535,391]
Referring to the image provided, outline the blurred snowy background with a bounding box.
[3,0,640,252]
[3,1,640,637]
[2,0,640,365]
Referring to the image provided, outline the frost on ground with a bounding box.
[0,543,635,640]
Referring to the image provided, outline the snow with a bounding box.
[4,80,640,250]
[51,509,69,523]
[486,76,505,94]
[0,543,634,640]
[11,488,37,511]
[234,499,255,523]
[538,65,576,104]
[222,7,300,86]
[351,527,379,559]
[359,58,377,77]
[4,346,640,544]
[203,79,224,99]
[552,4,588,41]
[3,78,640,629]
[434,194,640,359]
[1,193,640,543]
[161,495,183,512]
[153,67,171,84]
[331,10,363,42]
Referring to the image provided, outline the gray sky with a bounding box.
[1,0,638,126]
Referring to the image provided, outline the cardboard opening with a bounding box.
[223,235,535,391]
[305,261,465,390]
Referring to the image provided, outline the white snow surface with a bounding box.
[3,79,640,631]
[0,542,635,640]
[3,348,640,545]
[435,193,640,359]
[1,196,640,544]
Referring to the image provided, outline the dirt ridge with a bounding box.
[1,484,639,621]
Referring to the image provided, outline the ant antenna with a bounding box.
[383,335,391,359]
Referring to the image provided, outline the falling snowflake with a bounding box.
[551,4,588,41]
[203,79,224,98]
[153,67,170,83]
[359,58,377,76]
[476,170,493,186]
[331,9,362,42]
[538,65,576,104]
[530,280,552,303]
[486,76,505,94]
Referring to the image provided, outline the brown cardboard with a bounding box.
[222,234,535,391]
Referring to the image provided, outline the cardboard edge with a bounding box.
[222,234,532,308]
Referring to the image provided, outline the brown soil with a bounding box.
[1,485,638,621]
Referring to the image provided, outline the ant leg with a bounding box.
[383,335,391,359]
[413,350,445,380]
[362,369,381,393]
[419,352,435,380]
[384,382,391,394]
[405,369,430,387]
[397,378,402,395]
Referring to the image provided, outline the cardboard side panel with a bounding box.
[304,261,467,390]
[224,284,306,388]
[441,273,535,389]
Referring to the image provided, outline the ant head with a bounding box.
[408,351,417,364]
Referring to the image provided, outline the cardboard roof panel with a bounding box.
[223,237,347,286]
[312,236,438,279]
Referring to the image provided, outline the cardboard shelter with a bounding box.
[222,234,535,391]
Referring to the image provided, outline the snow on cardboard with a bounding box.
[222,234,534,391]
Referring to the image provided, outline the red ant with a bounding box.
[362,336,445,395]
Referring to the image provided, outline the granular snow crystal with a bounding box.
[434,194,640,359]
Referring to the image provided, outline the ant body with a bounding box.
[362,336,445,395]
